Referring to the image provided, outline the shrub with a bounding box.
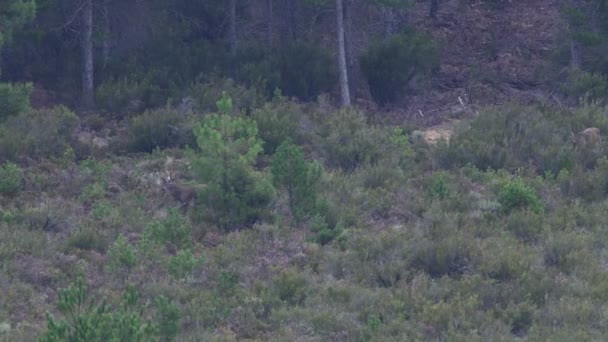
[66,228,107,252]
[252,92,303,154]
[435,106,574,175]
[0,162,22,195]
[128,107,194,153]
[168,249,203,280]
[189,94,274,230]
[96,74,173,115]
[0,105,78,162]
[272,140,323,223]
[498,178,543,214]
[40,279,178,341]
[185,76,265,115]
[273,270,308,305]
[317,109,385,171]
[361,32,438,104]
[309,214,343,245]
[141,209,192,250]
[107,234,137,271]
[0,82,32,119]
[562,69,608,104]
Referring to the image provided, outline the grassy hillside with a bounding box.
[1,92,608,340]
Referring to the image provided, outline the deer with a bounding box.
[572,127,602,151]
[160,172,202,211]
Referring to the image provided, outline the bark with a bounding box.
[101,0,110,69]
[267,0,274,46]
[382,7,397,38]
[82,0,95,110]
[336,0,351,107]
[344,0,357,98]
[229,0,237,58]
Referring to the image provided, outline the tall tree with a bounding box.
[81,0,94,109]
[229,0,237,57]
[336,0,351,106]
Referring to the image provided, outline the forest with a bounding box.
[2,0,608,340]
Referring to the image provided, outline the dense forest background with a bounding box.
[3,0,608,341]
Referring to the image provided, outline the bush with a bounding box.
[107,234,137,271]
[141,209,192,250]
[435,106,575,175]
[0,105,78,162]
[272,140,323,223]
[498,178,543,214]
[562,69,608,104]
[361,32,438,104]
[185,76,266,115]
[128,107,194,153]
[252,92,304,154]
[66,228,107,252]
[40,279,178,341]
[316,109,385,171]
[0,82,32,119]
[168,249,203,280]
[273,270,308,305]
[189,94,274,230]
[0,162,22,195]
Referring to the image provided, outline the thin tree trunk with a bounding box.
[101,0,110,69]
[267,0,274,46]
[570,39,582,70]
[344,0,357,98]
[382,7,396,38]
[336,0,351,107]
[229,0,237,57]
[82,0,95,110]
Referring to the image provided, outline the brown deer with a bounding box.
[161,172,201,211]
[572,127,602,151]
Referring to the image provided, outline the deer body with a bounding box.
[161,175,200,210]
[573,127,602,150]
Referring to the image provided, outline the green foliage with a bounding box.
[0,105,78,162]
[317,109,385,171]
[185,77,265,115]
[141,209,192,250]
[309,214,343,245]
[0,0,36,65]
[128,107,194,153]
[190,94,274,230]
[96,76,166,115]
[66,228,107,253]
[0,162,22,195]
[498,178,543,214]
[272,140,323,223]
[361,32,439,104]
[39,279,171,342]
[0,82,32,119]
[107,234,137,271]
[168,249,203,280]
[252,91,303,154]
[562,69,608,104]
[273,270,307,305]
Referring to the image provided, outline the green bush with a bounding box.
[273,270,308,305]
[96,74,176,115]
[0,82,32,119]
[189,94,274,230]
[361,32,438,104]
[128,107,194,153]
[141,209,192,250]
[168,249,203,280]
[498,178,543,214]
[107,234,137,271]
[40,279,179,341]
[317,109,385,171]
[435,106,575,175]
[0,162,22,195]
[66,228,107,252]
[252,92,303,154]
[272,140,323,224]
[0,105,78,162]
[185,77,265,115]
[562,69,608,104]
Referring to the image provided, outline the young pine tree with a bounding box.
[189,93,274,230]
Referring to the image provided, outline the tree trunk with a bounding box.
[336,0,351,107]
[570,38,582,70]
[101,0,110,69]
[267,0,274,46]
[344,0,357,98]
[382,7,397,38]
[81,0,95,110]
[229,0,237,58]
